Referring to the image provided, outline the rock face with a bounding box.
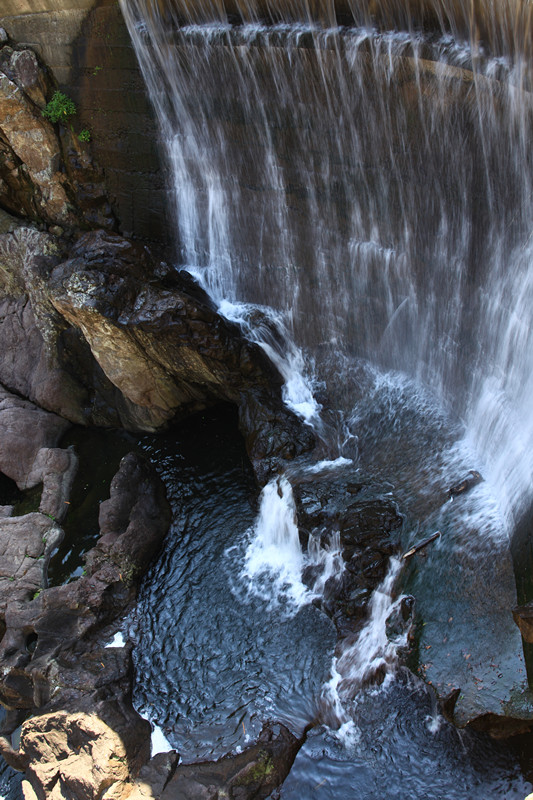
[0,446,171,799]
[0,385,76,619]
[0,226,314,473]
[0,40,114,231]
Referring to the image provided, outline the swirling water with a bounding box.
[119,2,533,794]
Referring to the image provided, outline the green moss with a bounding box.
[234,753,275,787]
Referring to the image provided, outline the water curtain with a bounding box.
[121,0,533,526]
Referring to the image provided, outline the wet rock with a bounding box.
[160,722,302,800]
[448,469,483,498]
[402,522,533,735]
[295,474,403,638]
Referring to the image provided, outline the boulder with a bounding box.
[0,227,314,475]
[0,385,70,490]
[19,711,136,800]
[159,722,303,800]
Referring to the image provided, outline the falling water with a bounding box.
[241,475,344,607]
[119,1,533,793]
[121,0,533,528]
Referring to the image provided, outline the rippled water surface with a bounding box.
[130,405,337,760]
[128,401,532,795]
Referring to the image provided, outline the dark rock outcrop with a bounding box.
[0,445,171,798]
[0,226,314,476]
[296,472,403,639]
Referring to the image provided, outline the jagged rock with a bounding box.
[296,473,403,638]
[0,451,170,710]
[0,70,75,227]
[0,40,114,230]
[0,227,314,475]
[159,722,302,800]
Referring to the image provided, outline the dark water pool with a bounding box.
[128,401,533,796]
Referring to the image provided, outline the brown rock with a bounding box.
[0,384,71,488]
[19,712,133,800]
[161,722,302,800]
[513,602,533,643]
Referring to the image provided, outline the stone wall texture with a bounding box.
[0,0,171,244]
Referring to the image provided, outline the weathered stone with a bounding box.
[0,450,169,717]
[9,50,47,109]
[19,712,133,800]
[0,71,75,225]
[161,723,302,800]
[31,448,78,523]
[0,384,70,490]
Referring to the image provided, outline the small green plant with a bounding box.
[42,91,77,125]
[78,128,91,143]
[92,66,102,76]
[32,589,42,600]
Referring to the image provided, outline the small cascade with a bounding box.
[321,558,404,725]
[241,475,344,608]
[216,300,321,426]
[242,476,307,607]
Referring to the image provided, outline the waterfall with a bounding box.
[321,558,404,727]
[120,0,533,531]
[240,475,344,608]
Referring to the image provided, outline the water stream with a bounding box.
[119,1,533,794]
